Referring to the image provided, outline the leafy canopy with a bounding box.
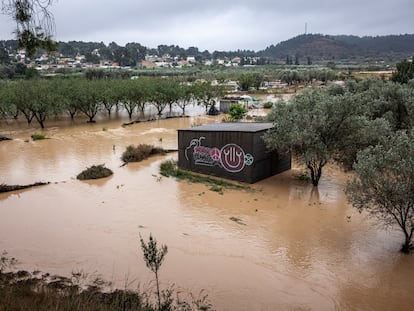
[346,130,414,253]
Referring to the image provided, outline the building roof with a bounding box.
[180,122,273,133]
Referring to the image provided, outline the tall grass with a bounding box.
[160,160,251,192]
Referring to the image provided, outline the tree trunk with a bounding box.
[307,161,324,187]
[127,109,133,119]
[155,270,161,311]
[401,229,413,253]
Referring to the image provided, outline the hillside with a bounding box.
[260,34,414,63]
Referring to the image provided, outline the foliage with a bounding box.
[391,57,414,84]
[121,144,165,163]
[1,0,57,57]
[0,77,219,127]
[31,131,46,140]
[76,164,113,180]
[228,103,247,121]
[346,130,414,253]
[238,73,263,91]
[140,233,168,311]
[265,91,344,186]
[193,81,224,113]
[264,84,394,186]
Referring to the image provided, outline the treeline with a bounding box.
[0,77,224,128]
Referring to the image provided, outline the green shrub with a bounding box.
[121,144,165,163]
[77,164,113,180]
[31,132,46,140]
[228,103,247,121]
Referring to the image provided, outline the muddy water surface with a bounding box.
[1,114,414,311]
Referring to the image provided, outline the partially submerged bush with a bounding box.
[228,103,247,121]
[0,136,12,141]
[263,102,273,109]
[77,164,113,180]
[31,132,46,140]
[121,144,165,163]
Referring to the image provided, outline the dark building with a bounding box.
[220,97,241,113]
[178,122,291,183]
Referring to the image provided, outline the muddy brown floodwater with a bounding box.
[1,111,414,311]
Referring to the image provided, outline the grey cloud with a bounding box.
[1,0,414,51]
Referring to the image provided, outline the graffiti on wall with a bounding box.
[185,137,254,173]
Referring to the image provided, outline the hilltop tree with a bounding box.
[347,130,414,253]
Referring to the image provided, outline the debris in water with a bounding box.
[0,182,50,193]
[229,217,246,226]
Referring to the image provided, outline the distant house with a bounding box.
[186,56,196,63]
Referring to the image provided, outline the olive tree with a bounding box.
[346,130,414,253]
[264,89,357,186]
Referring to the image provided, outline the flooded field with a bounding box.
[1,111,414,310]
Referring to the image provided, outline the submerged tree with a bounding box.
[264,89,356,186]
[140,233,168,311]
[346,130,414,253]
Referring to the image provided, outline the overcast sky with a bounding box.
[1,0,413,51]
